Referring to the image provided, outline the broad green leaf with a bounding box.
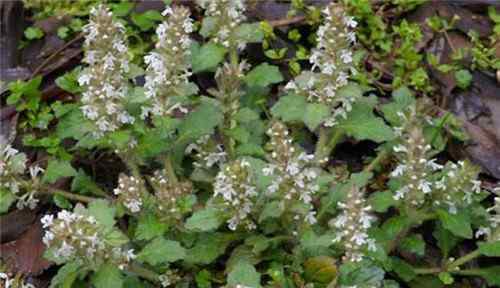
[479,266,500,286]
[49,262,84,288]
[0,189,15,214]
[71,169,103,196]
[91,263,124,288]
[400,235,425,256]
[304,256,337,283]
[436,209,472,239]
[135,213,168,241]
[381,86,415,125]
[185,233,236,264]
[87,199,116,230]
[304,103,330,131]
[454,69,472,89]
[131,10,163,31]
[432,223,458,257]
[227,261,261,287]
[137,238,186,265]
[259,201,284,222]
[337,98,395,143]
[191,42,227,73]
[478,241,500,257]
[178,99,223,140]
[391,258,416,282]
[199,16,217,38]
[56,108,93,140]
[185,207,222,232]
[55,68,81,94]
[368,191,397,213]
[339,261,385,287]
[244,63,283,87]
[42,159,77,184]
[271,94,307,123]
[234,23,264,43]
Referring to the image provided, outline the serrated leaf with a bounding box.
[135,213,168,241]
[49,262,84,288]
[25,26,44,40]
[259,201,284,222]
[227,261,261,287]
[368,191,397,213]
[71,169,103,196]
[191,42,227,73]
[87,199,116,230]
[91,263,124,288]
[432,223,458,257]
[0,189,15,214]
[271,94,307,122]
[185,233,235,264]
[339,261,385,287]
[381,86,415,125]
[304,103,330,131]
[185,207,222,232]
[244,63,283,87]
[131,10,162,31]
[42,159,77,184]
[391,258,416,282]
[137,238,186,265]
[400,235,425,256]
[337,98,395,143]
[478,241,500,256]
[304,256,337,283]
[436,209,472,239]
[178,100,223,140]
[234,23,264,43]
[56,108,93,140]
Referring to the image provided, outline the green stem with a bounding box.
[450,268,484,276]
[127,263,160,283]
[447,249,481,270]
[43,188,99,203]
[363,147,390,173]
[414,267,443,274]
[314,127,344,165]
[164,155,178,185]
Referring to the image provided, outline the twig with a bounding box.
[30,33,84,78]
[268,16,305,27]
[42,188,99,203]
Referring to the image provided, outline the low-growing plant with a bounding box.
[3,1,500,288]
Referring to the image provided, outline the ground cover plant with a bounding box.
[1,0,500,287]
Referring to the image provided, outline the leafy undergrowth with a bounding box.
[1,0,500,287]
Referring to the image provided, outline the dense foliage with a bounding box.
[2,0,500,287]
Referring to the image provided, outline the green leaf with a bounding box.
[259,201,284,222]
[337,97,395,143]
[185,207,223,232]
[56,108,93,140]
[57,26,70,39]
[112,1,135,17]
[432,222,458,257]
[191,42,227,73]
[131,10,163,31]
[271,94,307,123]
[234,23,264,43]
[304,256,337,283]
[454,69,472,89]
[478,241,500,256]
[137,238,186,265]
[71,169,103,196]
[244,63,283,87]
[42,159,77,184]
[199,16,217,38]
[438,272,454,285]
[87,199,116,230]
[24,26,44,40]
[55,68,81,94]
[339,261,385,287]
[391,258,416,282]
[304,103,330,131]
[479,266,500,286]
[368,191,397,213]
[91,263,124,288]
[436,209,472,239]
[53,194,72,209]
[227,261,261,287]
[0,189,15,214]
[135,213,168,241]
[381,86,415,125]
[400,235,426,257]
[178,100,223,140]
[49,262,84,288]
[185,233,236,264]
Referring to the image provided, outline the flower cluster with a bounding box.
[158,270,181,288]
[142,6,194,118]
[185,135,227,169]
[197,0,247,50]
[476,195,500,242]
[0,144,43,210]
[78,4,134,138]
[113,174,147,214]
[0,272,35,288]
[390,107,482,212]
[41,209,135,269]
[262,122,320,225]
[330,185,377,263]
[213,159,258,231]
[149,170,192,219]
[284,3,358,126]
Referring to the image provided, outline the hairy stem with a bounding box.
[164,155,178,185]
[447,249,481,270]
[314,127,344,165]
[42,188,99,203]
